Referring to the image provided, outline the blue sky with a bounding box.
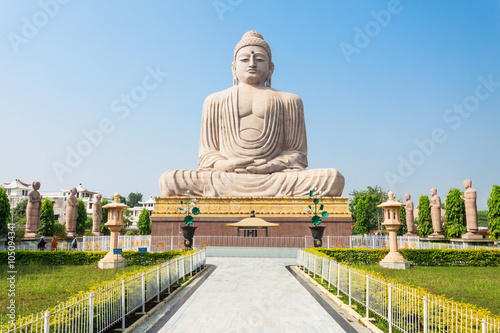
[1,1,499,209]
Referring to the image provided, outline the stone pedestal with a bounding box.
[428,233,446,240]
[450,238,493,248]
[378,192,410,270]
[98,251,128,269]
[461,232,483,240]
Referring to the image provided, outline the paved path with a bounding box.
[155,258,349,332]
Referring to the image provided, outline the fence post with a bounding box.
[423,296,428,333]
[304,235,306,248]
[176,259,179,284]
[157,266,160,302]
[122,280,126,329]
[366,275,370,319]
[142,272,146,313]
[328,260,332,290]
[43,310,50,333]
[327,236,330,249]
[89,292,94,333]
[321,258,325,284]
[348,268,352,306]
[167,263,171,294]
[337,264,340,296]
[190,253,193,277]
[388,282,392,333]
[482,318,486,333]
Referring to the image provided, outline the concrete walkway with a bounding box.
[150,258,350,332]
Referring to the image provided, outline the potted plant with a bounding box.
[306,188,329,247]
[179,191,200,250]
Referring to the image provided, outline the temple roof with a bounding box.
[4,179,30,189]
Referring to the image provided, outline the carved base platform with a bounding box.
[461,232,483,240]
[98,252,128,269]
[152,196,352,237]
[380,252,410,270]
[427,233,446,240]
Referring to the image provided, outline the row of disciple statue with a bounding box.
[404,179,482,239]
[24,182,103,238]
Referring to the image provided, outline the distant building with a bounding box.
[128,196,155,227]
[4,179,31,208]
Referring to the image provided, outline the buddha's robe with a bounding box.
[160,86,344,197]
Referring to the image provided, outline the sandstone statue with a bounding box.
[428,188,445,239]
[461,179,482,239]
[404,193,416,236]
[159,31,344,197]
[92,194,103,236]
[65,187,78,237]
[24,181,42,238]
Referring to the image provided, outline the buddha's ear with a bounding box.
[231,62,238,86]
[266,62,274,87]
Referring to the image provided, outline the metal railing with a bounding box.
[298,250,500,333]
[1,250,206,333]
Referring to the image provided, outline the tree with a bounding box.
[0,187,11,238]
[85,216,93,229]
[349,186,388,231]
[397,200,407,236]
[488,185,500,240]
[38,198,55,236]
[417,194,432,237]
[76,200,87,236]
[352,194,378,234]
[137,208,151,235]
[53,222,67,239]
[13,199,28,224]
[127,192,143,208]
[443,188,466,238]
[478,210,489,227]
[119,196,127,206]
[100,199,110,236]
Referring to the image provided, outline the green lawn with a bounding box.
[0,264,150,324]
[354,265,500,316]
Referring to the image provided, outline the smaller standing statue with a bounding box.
[428,188,445,239]
[461,179,482,239]
[92,194,103,236]
[404,193,416,236]
[25,181,42,238]
[65,187,78,237]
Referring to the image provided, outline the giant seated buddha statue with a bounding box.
[159,31,344,197]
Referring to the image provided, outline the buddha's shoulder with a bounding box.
[267,88,302,103]
[203,87,236,104]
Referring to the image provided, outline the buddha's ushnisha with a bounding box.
[160,31,344,197]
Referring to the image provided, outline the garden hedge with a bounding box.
[0,250,186,266]
[315,248,500,267]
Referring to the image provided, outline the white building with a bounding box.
[4,179,31,209]
[128,196,155,227]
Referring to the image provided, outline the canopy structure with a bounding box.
[226,217,279,237]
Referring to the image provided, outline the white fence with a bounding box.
[8,235,495,252]
[1,250,206,333]
[298,250,500,333]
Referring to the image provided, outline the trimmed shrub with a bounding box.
[38,198,55,236]
[417,195,432,237]
[444,188,466,238]
[314,248,500,267]
[0,249,186,266]
[488,185,500,240]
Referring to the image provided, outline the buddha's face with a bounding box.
[234,45,271,86]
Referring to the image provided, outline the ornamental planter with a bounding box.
[181,225,197,250]
[309,226,326,247]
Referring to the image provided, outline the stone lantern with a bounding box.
[98,193,129,269]
[378,191,410,270]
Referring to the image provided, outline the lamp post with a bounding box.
[378,191,410,270]
[98,193,129,269]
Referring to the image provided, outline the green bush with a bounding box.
[125,231,135,236]
[444,188,466,238]
[488,185,500,240]
[315,248,500,267]
[0,250,186,266]
[53,222,67,239]
[38,198,55,236]
[417,195,432,237]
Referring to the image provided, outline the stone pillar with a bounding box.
[378,192,410,270]
[98,193,129,269]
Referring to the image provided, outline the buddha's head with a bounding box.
[463,179,471,189]
[232,31,274,87]
[405,193,410,201]
[32,181,40,191]
[96,193,102,201]
[430,188,437,196]
[70,187,77,196]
